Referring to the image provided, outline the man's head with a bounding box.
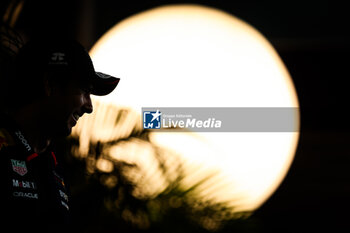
[10,39,120,136]
[42,73,94,136]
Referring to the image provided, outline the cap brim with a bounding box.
[91,72,120,96]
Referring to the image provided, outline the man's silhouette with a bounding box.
[0,39,119,232]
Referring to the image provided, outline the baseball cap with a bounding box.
[14,39,120,96]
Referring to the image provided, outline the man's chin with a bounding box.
[54,125,72,137]
[64,127,72,137]
[64,124,74,136]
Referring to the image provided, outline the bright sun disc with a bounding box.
[84,4,300,212]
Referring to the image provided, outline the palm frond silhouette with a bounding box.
[64,100,253,232]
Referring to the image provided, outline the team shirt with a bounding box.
[0,113,70,232]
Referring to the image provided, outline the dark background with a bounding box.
[1,0,350,232]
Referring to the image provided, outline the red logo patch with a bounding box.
[11,159,28,176]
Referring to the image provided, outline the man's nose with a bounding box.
[83,94,93,114]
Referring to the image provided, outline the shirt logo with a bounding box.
[49,52,68,65]
[11,159,28,176]
[61,200,69,210]
[143,110,162,129]
[53,170,65,187]
[51,52,65,61]
[12,179,37,190]
[13,191,38,199]
[14,131,31,151]
[59,189,69,202]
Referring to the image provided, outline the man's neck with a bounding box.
[13,104,51,154]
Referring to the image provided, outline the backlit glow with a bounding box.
[74,4,300,212]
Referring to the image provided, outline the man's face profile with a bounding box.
[46,77,93,136]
